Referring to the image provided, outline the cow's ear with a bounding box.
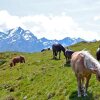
[80,53,84,57]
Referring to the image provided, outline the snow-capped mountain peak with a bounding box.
[23,30,37,41]
[4,27,37,41]
[0,27,86,52]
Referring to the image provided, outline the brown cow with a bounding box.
[10,55,25,67]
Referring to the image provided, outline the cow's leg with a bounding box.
[77,75,82,97]
[53,51,55,59]
[59,51,61,59]
[83,74,91,96]
[81,77,85,95]
[14,62,16,66]
[23,59,25,63]
[65,56,68,63]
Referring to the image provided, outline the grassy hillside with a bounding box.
[0,41,100,100]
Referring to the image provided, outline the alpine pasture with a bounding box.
[0,41,100,100]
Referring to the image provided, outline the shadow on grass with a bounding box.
[63,62,71,67]
[69,90,94,100]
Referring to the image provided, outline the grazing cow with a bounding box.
[65,48,74,63]
[41,49,46,52]
[48,48,50,50]
[10,55,25,67]
[41,48,51,52]
[71,51,100,97]
[96,45,100,61]
[52,43,65,59]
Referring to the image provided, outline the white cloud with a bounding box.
[0,10,26,32]
[0,10,99,41]
[94,16,100,21]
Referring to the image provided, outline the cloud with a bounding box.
[0,10,99,41]
[0,10,23,31]
[94,16,100,21]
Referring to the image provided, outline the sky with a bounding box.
[0,0,100,41]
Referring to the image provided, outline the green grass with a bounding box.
[0,41,100,100]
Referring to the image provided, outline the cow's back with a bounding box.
[71,51,85,75]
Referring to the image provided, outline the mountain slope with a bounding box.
[0,41,100,99]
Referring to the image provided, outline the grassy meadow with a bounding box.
[0,41,100,100]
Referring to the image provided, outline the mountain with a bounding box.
[39,37,85,49]
[0,27,86,52]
